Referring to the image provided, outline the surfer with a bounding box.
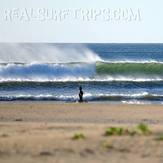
[79,86,84,102]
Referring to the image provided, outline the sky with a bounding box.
[0,0,162,43]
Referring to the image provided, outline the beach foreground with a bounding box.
[1,103,163,163]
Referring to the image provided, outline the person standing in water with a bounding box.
[79,86,84,102]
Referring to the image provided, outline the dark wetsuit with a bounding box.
[79,87,83,102]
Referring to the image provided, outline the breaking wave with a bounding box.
[1,61,163,82]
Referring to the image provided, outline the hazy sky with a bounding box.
[0,0,162,43]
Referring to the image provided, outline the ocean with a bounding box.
[0,43,163,104]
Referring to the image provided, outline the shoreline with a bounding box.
[0,100,163,105]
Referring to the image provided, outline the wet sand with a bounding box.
[0,103,163,163]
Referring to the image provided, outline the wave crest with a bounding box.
[1,62,163,82]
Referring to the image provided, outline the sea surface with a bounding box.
[0,43,163,104]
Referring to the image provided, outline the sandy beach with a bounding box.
[1,103,163,163]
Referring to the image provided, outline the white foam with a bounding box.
[0,62,96,81]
